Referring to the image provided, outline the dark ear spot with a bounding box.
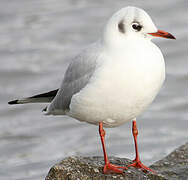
[118,20,125,33]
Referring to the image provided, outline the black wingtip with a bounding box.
[42,106,47,112]
[8,100,18,105]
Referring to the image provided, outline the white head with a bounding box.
[103,6,175,47]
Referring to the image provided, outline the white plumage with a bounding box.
[8,6,175,174]
[47,6,165,127]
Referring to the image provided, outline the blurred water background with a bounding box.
[0,0,188,179]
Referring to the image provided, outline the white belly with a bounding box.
[69,44,165,127]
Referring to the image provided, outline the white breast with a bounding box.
[68,41,165,127]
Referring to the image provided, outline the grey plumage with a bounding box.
[8,42,101,111]
[47,42,101,114]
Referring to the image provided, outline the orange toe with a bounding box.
[103,163,127,174]
[127,160,156,173]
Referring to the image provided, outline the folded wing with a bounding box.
[8,89,58,105]
[47,43,100,114]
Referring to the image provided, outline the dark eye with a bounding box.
[132,23,142,31]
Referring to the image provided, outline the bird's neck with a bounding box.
[102,34,151,54]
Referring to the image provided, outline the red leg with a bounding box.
[127,120,155,173]
[99,122,127,174]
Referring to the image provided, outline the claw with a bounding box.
[127,160,156,173]
[103,163,127,174]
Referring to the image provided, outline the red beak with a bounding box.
[148,30,176,39]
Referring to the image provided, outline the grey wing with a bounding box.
[47,43,100,114]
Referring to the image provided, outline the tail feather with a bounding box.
[8,89,58,105]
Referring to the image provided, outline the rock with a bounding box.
[45,157,165,180]
[45,142,188,180]
[150,142,188,180]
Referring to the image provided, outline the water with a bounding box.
[0,0,188,179]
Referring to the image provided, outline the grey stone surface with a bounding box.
[151,142,188,180]
[45,142,188,180]
[45,157,164,180]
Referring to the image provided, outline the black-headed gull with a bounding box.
[9,6,175,174]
